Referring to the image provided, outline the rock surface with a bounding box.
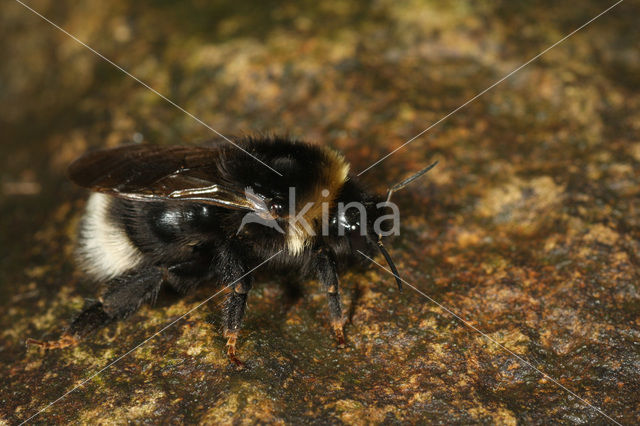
[1,0,639,424]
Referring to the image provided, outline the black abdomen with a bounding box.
[111,198,223,262]
[147,203,218,243]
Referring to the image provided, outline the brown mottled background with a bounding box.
[1,0,639,424]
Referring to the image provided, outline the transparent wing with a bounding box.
[68,144,269,214]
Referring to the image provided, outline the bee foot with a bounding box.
[332,322,346,347]
[227,351,246,370]
[225,331,245,370]
[26,334,78,350]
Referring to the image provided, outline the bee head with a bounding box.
[329,181,395,281]
[330,161,439,290]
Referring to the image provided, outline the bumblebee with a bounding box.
[29,137,436,368]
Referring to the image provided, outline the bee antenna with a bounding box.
[376,240,403,291]
[385,160,439,204]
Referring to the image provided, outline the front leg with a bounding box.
[315,246,345,346]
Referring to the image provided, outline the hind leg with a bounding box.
[28,267,165,349]
[76,266,165,334]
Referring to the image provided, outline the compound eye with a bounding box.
[269,200,284,217]
[336,211,361,232]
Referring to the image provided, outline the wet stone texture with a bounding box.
[1,0,639,424]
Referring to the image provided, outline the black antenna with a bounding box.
[385,160,439,204]
[377,240,403,291]
[376,160,439,291]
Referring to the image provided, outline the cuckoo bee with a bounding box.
[28,137,437,368]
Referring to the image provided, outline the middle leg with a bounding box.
[223,275,253,369]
